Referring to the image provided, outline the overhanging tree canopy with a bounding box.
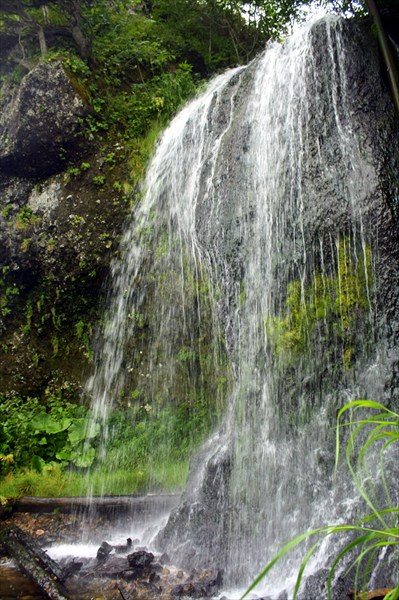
[1,0,398,109]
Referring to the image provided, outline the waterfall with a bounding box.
[87,14,399,597]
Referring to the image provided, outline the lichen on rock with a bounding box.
[0,60,90,177]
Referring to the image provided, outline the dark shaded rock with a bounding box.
[367,545,399,589]
[149,570,161,583]
[0,498,16,520]
[127,550,154,573]
[171,569,223,599]
[0,61,90,177]
[155,432,232,572]
[0,143,134,396]
[155,15,399,589]
[61,558,83,580]
[297,569,351,600]
[296,568,330,600]
[159,552,171,564]
[121,569,137,581]
[114,537,133,554]
[96,540,113,561]
[296,543,398,600]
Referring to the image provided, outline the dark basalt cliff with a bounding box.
[155,17,399,585]
[0,60,134,398]
[0,61,90,177]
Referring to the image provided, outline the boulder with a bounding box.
[171,569,223,599]
[96,540,113,561]
[296,569,351,600]
[0,60,90,177]
[126,549,155,577]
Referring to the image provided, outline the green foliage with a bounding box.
[0,265,19,319]
[319,0,367,16]
[149,0,292,70]
[104,399,216,474]
[46,50,91,78]
[0,393,98,476]
[15,206,41,230]
[0,385,213,494]
[0,464,68,498]
[93,63,199,141]
[0,456,188,498]
[90,10,173,83]
[1,269,100,364]
[92,174,106,187]
[74,318,92,355]
[266,239,372,369]
[241,400,399,600]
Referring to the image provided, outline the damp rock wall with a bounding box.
[153,16,399,593]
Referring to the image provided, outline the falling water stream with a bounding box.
[84,15,398,598]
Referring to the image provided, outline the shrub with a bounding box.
[0,394,99,475]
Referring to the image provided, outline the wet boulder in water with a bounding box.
[96,540,113,561]
[114,537,133,554]
[297,569,350,600]
[127,549,155,577]
[171,568,223,599]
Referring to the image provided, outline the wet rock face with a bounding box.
[0,61,90,177]
[0,59,132,396]
[0,161,131,395]
[155,433,232,572]
[156,15,399,582]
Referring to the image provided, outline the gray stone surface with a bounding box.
[0,61,89,176]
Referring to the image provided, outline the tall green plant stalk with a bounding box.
[364,0,399,116]
[241,400,399,600]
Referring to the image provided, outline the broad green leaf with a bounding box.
[31,413,71,434]
[31,455,45,473]
[68,418,100,445]
[86,420,100,440]
[55,449,72,461]
[67,419,87,445]
[72,446,95,468]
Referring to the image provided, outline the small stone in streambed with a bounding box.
[61,559,83,580]
[97,541,113,561]
[171,568,223,599]
[127,550,155,570]
[159,552,170,565]
[114,538,133,554]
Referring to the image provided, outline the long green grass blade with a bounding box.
[293,537,327,599]
[384,584,399,600]
[239,528,326,599]
[244,400,398,598]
